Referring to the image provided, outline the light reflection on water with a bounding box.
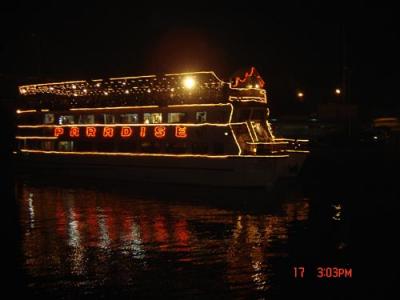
[18,182,310,298]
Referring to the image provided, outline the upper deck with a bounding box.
[14,68,310,158]
[17,69,267,110]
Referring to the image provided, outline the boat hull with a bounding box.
[13,153,307,188]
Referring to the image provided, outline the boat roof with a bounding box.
[17,69,267,105]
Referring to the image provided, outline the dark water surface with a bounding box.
[11,179,351,299]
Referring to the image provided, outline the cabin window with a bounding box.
[165,142,187,154]
[44,113,54,124]
[58,141,74,151]
[80,114,95,124]
[120,113,139,124]
[17,114,34,125]
[18,140,26,150]
[41,141,54,151]
[79,115,93,124]
[140,141,161,153]
[118,140,137,152]
[196,112,207,123]
[144,113,162,124]
[192,142,209,154]
[238,109,251,121]
[251,109,267,121]
[253,122,269,140]
[75,141,93,151]
[104,114,116,124]
[96,141,115,152]
[168,112,187,123]
[27,140,41,150]
[140,142,151,148]
[58,115,75,125]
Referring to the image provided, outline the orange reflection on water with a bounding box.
[174,219,190,246]
[154,216,169,245]
[18,184,309,295]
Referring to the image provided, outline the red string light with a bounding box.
[232,67,265,88]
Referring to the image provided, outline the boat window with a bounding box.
[165,142,187,154]
[96,141,115,152]
[140,141,161,153]
[144,113,162,124]
[168,112,187,123]
[196,112,207,123]
[118,140,137,152]
[79,114,95,124]
[120,113,139,124]
[41,141,54,151]
[58,115,75,125]
[251,109,267,121]
[58,141,74,151]
[27,140,41,150]
[238,109,251,121]
[104,114,116,124]
[252,122,269,140]
[44,113,55,124]
[75,141,93,151]
[18,114,37,125]
[192,142,208,154]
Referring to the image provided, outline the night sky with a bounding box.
[1,1,399,116]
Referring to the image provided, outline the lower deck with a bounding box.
[14,151,307,188]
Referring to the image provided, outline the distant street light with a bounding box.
[335,88,341,95]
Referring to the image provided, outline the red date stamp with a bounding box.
[293,267,352,278]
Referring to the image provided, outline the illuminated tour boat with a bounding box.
[15,67,308,188]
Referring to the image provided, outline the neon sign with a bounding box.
[54,127,64,137]
[121,127,132,137]
[103,127,114,138]
[86,127,96,137]
[69,127,80,137]
[140,127,147,138]
[175,126,187,138]
[52,126,188,139]
[154,126,166,138]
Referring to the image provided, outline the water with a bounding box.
[10,180,354,299]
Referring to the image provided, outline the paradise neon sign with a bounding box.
[53,126,188,139]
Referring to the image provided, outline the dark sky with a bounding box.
[1,1,399,116]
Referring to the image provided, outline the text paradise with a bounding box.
[54,126,188,139]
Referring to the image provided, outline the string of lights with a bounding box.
[18,71,267,109]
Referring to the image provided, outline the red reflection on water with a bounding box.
[139,216,151,244]
[104,208,117,242]
[154,216,168,244]
[122,216,133,237]
[18,184,310,297]
[55,201,66,238]
[174,219,190,246]
[87,207,99,245]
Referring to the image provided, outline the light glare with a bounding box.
[183,77,196,89]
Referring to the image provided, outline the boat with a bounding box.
[14,67,309,188]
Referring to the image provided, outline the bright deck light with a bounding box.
[183,77,196,89]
